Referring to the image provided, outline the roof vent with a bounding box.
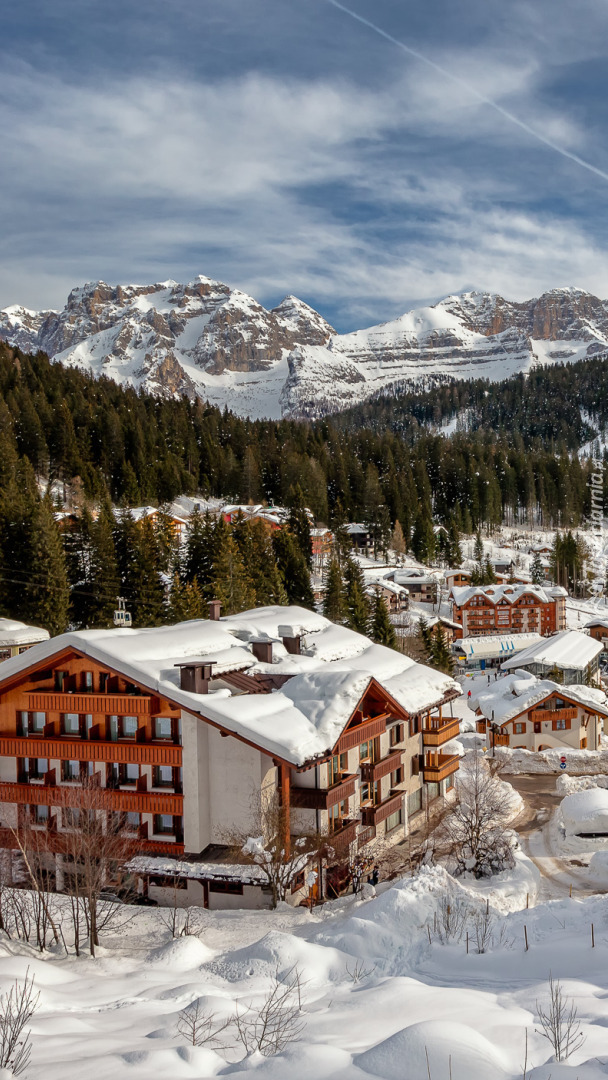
[208,600,222,622]
[251,639,273,664]
[175,660,215,693]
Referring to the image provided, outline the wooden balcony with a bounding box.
[0,781,183,815]
[0,826,185,858]
[360,750,403,783]
[361,791,403,827]
[357,824,376,849]
[422,717,460,747]
[327,818,359,855]
[529,707,577,723]
[0,735,181,766]
[335,714,388,754]
[27,692,155,715]
[422,754,460,783]
[291,774,357,810]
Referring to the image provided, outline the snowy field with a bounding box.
[5,862,608,1080]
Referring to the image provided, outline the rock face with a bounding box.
[2,281,607,420]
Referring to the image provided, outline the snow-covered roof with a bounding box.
[0,606,458,767]
[126,854,268,884]
[0,618,50,648]
[453,633,542,660]
[584,618,608,631]
[500,630,603,672]
[470,670,608,726]
[113,506,157,523]
[451,583,563,606]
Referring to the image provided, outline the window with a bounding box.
[514,722,526,734]
[390,724,404,747]
[149,874,187,889]
[154,814,175,835]
[291,870,305,893]
[154,717,173,740]
[33,805,48,824]
[54,670,68,691]
[99,673,109,692]
[122,764,139,785]
[390,768,403,787]
[62,760,81,781]
[29,758,48,779]
[125,811,140,831]
[153,765,173,788]
[19,711,28,736]
[62,713,80,736]
[122,716,138,739]
[445,773,455,791]
[328,754,341,786]
[427,781,440,801]
[30,712,45,733]
[209,880,244,895]
[63,807,80,828]
[554,719,567,731]
[359,739,376,763]
[83,671,93,691]
[407,788,422,816]
[385,809,402,833]
[328,800,347,831]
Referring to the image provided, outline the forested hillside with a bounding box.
[0,340,605,635]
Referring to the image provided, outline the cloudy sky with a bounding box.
[2,0,608,329]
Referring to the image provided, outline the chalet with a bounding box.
[345,523,370,551]
[0,619,50,662]
[500,630,603,686]
[0,606,460,909]
[365,580,409,614]
[449,584,567,639]
[445,570,472,590]
[392,569,438,604]
[584,619,608,651]
[472,672,608,752]
[311,528,333,571]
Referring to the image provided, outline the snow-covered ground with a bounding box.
[6,863,608,1080]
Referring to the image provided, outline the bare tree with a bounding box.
[233,966,305,1057]
[176,999,231,1047]
[227,791,324,909]
[535,974,586,1062]
[58,778,132,957]
[470,901,494,954]
[0,968,39,1076]
[159,878,206,939]
[10,823,61,951]
[441,753,515,878]
[433,895,470,945]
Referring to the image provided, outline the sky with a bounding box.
[2,0,608,331]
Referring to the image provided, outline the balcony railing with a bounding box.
[422,717,460,746]
[0,826,185,858]
[529,707,577,723]
[27,692,155,715]
[335,714,388,754]
[361,791,403,827]
[291,774,357,810]
[327,818,359,855]
[422,754,460,783]
[360,750,403,783]
[0,781,183,815]
[357,824,376,849]
[0,735,181,766]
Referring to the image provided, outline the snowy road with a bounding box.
[507,774,608,901]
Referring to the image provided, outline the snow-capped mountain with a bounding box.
[2,279,608,420]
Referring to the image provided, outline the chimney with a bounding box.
[208,599,222,621]
[251,639,273,664]
[176,661,215,693]
[282,634,301,656]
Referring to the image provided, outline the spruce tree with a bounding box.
[411,511,435,564]
[416,616,432,662]
[183,510,223,593]
[127,516,166,626]
[391,519,406,558]
[429,624,453,674]
[530,552,545,585]
[323,557,345,623]
[344,557,370,635]
[370,592,397,648]
[166,573,205,622]
[272,530,315,608]
[287,485,312,570]
[211,533,256,614]
[232,517,287,606]
[26,497,70,635]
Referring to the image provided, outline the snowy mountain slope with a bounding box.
[2,280,608,419]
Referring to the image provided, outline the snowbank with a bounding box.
[560,789,608,836]
[497,745,608,775]
[355,1019,510,1080]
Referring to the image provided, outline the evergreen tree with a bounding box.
[183,509,220,592]
[272,529,315,608]
[128,516,166,626]
[484,557,497,584]
[447,519,463,567]
[411,511,436,564]
[26,497,70,635]
[323,557,345,623]
[416,616,433,662]
[344,557,370,634]
[391,519,406,559]
[370,591,397,648]
[287,485,312,570]
[474,531,484,564]
[211,533,256,615]
[429,624,453,674]
[530,551,545,585]
[166,573,205,622]
[232,517,287,606]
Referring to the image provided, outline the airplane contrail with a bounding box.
[326,0,608,185]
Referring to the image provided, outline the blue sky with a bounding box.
[2,0,608,330]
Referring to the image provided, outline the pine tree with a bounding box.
[211,533,256,615]
[484,557,497,584]
[344,557,370,634]
[272,530,315,608]
[429,624,453,674]
[287,485,312,570]
[232,518,287,606]
[411,511,436,564]
[183,509,220,591]
[391,519,406,558]
[323,557,345,623]
[166,573,205,622]
[530,551,545,585]
[370,591,397,648]
[474,531,484,564]
[416,616,432,662]
[26,497,70,635]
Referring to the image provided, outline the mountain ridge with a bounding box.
[2,278,607,420]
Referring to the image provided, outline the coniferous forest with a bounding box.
[0,338,606,635]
